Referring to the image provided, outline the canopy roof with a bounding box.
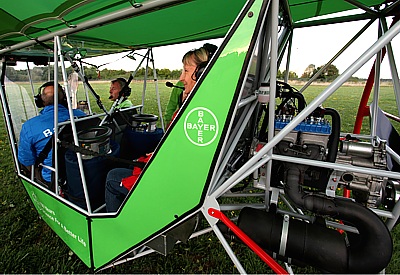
[0,0,396,58]
[288,0,395,25]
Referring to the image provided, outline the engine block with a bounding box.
[334,139,388,208]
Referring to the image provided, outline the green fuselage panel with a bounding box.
[90,0,263,269]
[20,0,264,270]
[22,180,92,267]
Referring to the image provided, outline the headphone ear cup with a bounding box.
[195,62,208,80]
[35,82,66,108]
[35,82,47,108]
[120,86,131,97]
[61,90,68,108]
[34,93,44,108]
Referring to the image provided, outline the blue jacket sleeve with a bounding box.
[18,123,36,166]
[73,109,87,117]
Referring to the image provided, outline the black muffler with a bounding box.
[237,202,392,273]
[238,207,347,273]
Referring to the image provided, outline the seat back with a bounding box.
[56,116,102,193]
[106,108,138,144]
[374,106,400,171]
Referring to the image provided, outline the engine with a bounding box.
[334,138,389,208]
[253,82,399,210]
[273,114,333,189]
[235,82,395,273]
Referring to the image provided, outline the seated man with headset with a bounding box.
[18,81,86,185]
[108,78,133,109]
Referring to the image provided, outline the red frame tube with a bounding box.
[353,15,400,134]
[208,208,288,275]
[351,17,398,196]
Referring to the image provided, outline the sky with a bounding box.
[288,19,400,79]
[83,18,400,80]
[19,18,399,80]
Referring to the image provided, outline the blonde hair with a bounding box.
[182,47,210,67]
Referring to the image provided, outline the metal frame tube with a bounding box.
[25,62,39,115]
[370,19,383,138]
[381,18,400,116]
[211,102,257,194]
[299,18,375,93]
[283,31,293,83]
[265,0,279,210]
[141,49,151,110]
[53,38,60,194]
[209,18,400,201]
[56,36,92,213]
[0,62,20,173]
[79,60,93,114]
[149,48,165,131]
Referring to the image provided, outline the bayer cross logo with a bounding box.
[184,107,219,146]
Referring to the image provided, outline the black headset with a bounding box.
[109,77,132,100]
[34,81,67,108]
[118,77,131,98]
[193,43,218,81]
[194,61,208,81]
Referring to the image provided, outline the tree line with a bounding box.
[6,63,363,83]
[279,64,363,82]
[5,65,182,82]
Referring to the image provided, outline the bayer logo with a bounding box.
[184,107,219,146]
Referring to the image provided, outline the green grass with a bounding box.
[1,81,400,273]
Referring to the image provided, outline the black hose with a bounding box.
[285,165,338,214]
[324,107,341,163]
[274,165,393,273]
[290,91,306,112]
[334,198,393,273]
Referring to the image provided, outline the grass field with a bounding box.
[0,80,399,273]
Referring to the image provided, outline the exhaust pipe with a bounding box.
[237,203,392,273]
[238,207,348,273]
[237,166,393,273]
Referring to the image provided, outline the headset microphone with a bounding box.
[165,81,184,90]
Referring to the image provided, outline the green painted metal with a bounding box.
[0,0,389,57]
[22,180,92,267]
[3,0,396,270]
[89,0,264,269]
[0,0,248,57]
[14,0,265,269]
[288,0,386,24]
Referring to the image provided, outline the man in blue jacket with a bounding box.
[18,81,86,184]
